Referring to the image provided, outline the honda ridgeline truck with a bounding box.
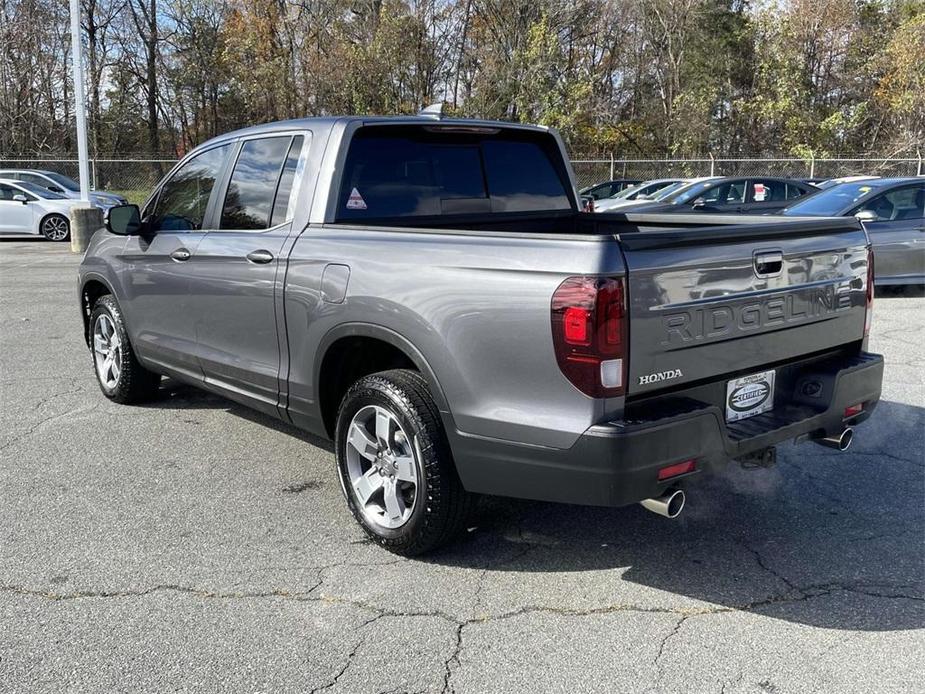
[78,115,883,554]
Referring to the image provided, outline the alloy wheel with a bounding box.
[344,405,420,530]
[42,216,69,241]
[93,314,122,389]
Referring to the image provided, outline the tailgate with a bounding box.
[619,218,870,396]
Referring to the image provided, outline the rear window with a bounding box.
[336,127,572,220]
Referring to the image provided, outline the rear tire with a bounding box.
[89,295,160,404]
[40,214,70,241]
[335,369,473,556]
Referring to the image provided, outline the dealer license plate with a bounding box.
[725,369,776,423]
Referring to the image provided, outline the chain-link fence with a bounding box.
[3,155,923,204]
[570,156,924,189]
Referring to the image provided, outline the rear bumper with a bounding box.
[451,351,883,507]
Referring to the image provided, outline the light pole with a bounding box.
[68,0,90,202]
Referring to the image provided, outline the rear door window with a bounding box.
[270,135,307,226]
[151,144,230,232]
[336,127,571,220]
[220,135,293,230]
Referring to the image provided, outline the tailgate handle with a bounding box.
[754,251,783,277]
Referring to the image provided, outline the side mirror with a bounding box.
[854,210,879,222]
[636,193,653,201]
[12,194,28,204]
[106,204,142,235]
[692,198,707,209]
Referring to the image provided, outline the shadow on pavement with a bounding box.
[429,399,925,632]
[137,377,924,632]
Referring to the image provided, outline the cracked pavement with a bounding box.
[1,241,923,692]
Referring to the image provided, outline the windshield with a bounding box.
[13,180,67,199]
[650,181,687,200]
[662,180,714,204]
[781,182,880,216]
[44,172,80,191]
[610,180,677,201]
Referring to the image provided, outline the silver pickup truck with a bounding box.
[78,116,883,555]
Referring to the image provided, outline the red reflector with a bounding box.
[563,307,591,345]
[658,459,696,481]
[844,403,864,417]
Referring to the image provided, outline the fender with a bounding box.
[78,271,117,345]
[312,322,453,417]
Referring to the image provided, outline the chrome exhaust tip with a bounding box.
[813,427,854,452]
[640,488,686,519]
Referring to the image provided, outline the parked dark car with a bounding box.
[781,177,925,285]
[627,176,817,215]
[579,179,642,201]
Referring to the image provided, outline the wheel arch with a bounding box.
[314,323,452,439]
[80,274,115,346]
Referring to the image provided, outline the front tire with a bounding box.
[335,369,473,556]
[40,214,70,241]
[89,295,160,403]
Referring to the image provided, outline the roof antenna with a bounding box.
[418,102,445,119]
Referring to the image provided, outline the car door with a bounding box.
[118,143,232,380]
[854,184,925,284]
[189,133,308,416]
[0,184,37,233]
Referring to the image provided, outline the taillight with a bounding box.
[864,247,874,337]
[551,276,627,397]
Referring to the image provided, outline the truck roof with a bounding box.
[197,116,551,152]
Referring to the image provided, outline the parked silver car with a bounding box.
[0,169,127,209]
[781,178,925,285]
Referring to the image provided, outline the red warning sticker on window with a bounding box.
[753,183,767,202]
[346,187,367,210]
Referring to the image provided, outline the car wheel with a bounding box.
[89,295,160,404]
[335,369,473,556]
[40,214,70,241]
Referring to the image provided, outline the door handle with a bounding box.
[754,251,783,277]
[246,249,275,264]
[170,248,191,262]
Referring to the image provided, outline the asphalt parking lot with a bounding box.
[0,239,922,693]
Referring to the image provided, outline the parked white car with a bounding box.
[594,177,719,212]
[0,169,127,209]
[0,178,79,240]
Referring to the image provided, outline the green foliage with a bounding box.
[1,0,921,156]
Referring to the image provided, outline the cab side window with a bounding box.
[0,184,15,200]
[150,144,230,232]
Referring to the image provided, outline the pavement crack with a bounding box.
[741,541,802,594]
[441,622,465,694]
[0,404,98,452]
[310,636,364,693]
[648,614,688,692]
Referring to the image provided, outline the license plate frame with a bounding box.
[725,369,776,423]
